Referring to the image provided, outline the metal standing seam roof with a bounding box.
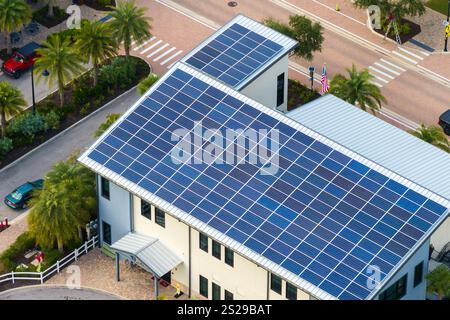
[110,232,182,278]
[79,62,450,300]
[287,94,450,202]
[181,14,298,90]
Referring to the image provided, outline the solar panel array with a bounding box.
[184,23,283,87]
[86,66,448,300]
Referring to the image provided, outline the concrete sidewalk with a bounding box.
[0,211,29,255]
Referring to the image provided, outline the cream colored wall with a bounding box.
[133,195,309,300]
[190,228,268,300]
[132,196,190,291]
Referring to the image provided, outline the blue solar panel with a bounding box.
[86,66,449,300]
[185,23,283,88]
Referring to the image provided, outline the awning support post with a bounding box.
[115,252,120,282]
[153,273,158,300]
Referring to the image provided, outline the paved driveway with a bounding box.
[0,285,122,300]
[0,88,140,221]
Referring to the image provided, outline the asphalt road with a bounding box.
[0,88,140,221]
[0,285,122,300]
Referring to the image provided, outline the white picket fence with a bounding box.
[0,235,98,285]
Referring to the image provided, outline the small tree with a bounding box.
[412,124,450,153]
[264,15,323,61]
[137,73,159,95]
[28,153,95,253]
[95,113,121,137]
[426,265,450,300]
[0,0,32,54]
[330,64,386,114]
[0,81,26,138]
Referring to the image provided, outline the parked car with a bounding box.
[1,41,41,79]
[4,179,44,209]
[439,109,450,136]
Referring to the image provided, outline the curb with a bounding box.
[0,85,138,175]
[0,283,128,300]
[366,9,398,45]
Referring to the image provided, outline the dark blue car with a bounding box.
[4,179,44,209]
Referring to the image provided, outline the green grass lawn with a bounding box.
[427,0,449,16]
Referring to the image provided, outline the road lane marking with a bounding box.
[140,39,163,54]
[373,62,401,76]
[397,47,424,60]
[392,51,418,64]
[146,43,170,58]
[369,66,395,79]
[379,59,406,72]
[133,37,156,51]
[161,50,183,65]
[154,46,176,61]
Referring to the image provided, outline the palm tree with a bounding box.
[0,0,32,54]
[137,73,159,95]
[75,19,118,86]
[0,81,26,138]
[412,124,450,152]
[28,153,95,253]
[108,0,152,60]
[47,0,55,17]
[426,265,450,300]
[34,33,85,107]
[94,113,121,137]
[330,64,386,114]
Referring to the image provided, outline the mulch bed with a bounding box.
[0,57,150,170]
[374,18,422,44]
[287,79,321,111]
[32,6,70,29]
[78,0,117,11]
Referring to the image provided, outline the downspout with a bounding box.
[129,193,134,232]
[267,271,270,300]
[95,174,101,247]
[189,226,192,298]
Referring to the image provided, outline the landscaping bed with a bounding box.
[373,18,422,44]
[287,79,320,111]
[32,6,70,29]
[0,56,150,170]
[78,0,116,11]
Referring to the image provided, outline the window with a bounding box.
[225,247,234,267]
[286,282,297,300]
[224,290,234,300]
[199,275,208,298]
[414,262,424,287]
[212,282,221,300]
[379,274,407,300]
[199,233,208,252]
[212,240,221,260]
[101,177,110,200]
[141,200,151,220]
[155,207,165,228]
[102,221,111,245]
[270,273,282,295]
[276,73,285,107]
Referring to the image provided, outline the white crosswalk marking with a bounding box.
[161,50,183,66]
[369,66,395,80]
[373,62,401,76]
[392,50,419,64]
[397,47,424,60]
[141,39,163,54]
[133,37,156,51]
[147,43,170,58]
[154,46,176,62]
[379,59,406,72]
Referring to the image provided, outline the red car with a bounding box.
[2,41,40,79]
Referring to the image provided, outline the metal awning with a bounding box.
[111,232,182,278]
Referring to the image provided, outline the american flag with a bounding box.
[320,64,329,94]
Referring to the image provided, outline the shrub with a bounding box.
[40,249,63,270]
[80,104,90,116]
[137,73,159,95]
[99,57,138,90]
[0,232,36,272]
[7,113,48,146]
[98,0,112,6]
[38,101,58,115]
[0,137,13,159]
[43,110,61,130]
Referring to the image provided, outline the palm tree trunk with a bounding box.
[125,42,130,60]
[5,33,11,55]
[57,236,64,254]
[93,61,98,86]
[78,226,84,243]
[58,77,64,107]
[48,0,54,18]
[0,110,6,139]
